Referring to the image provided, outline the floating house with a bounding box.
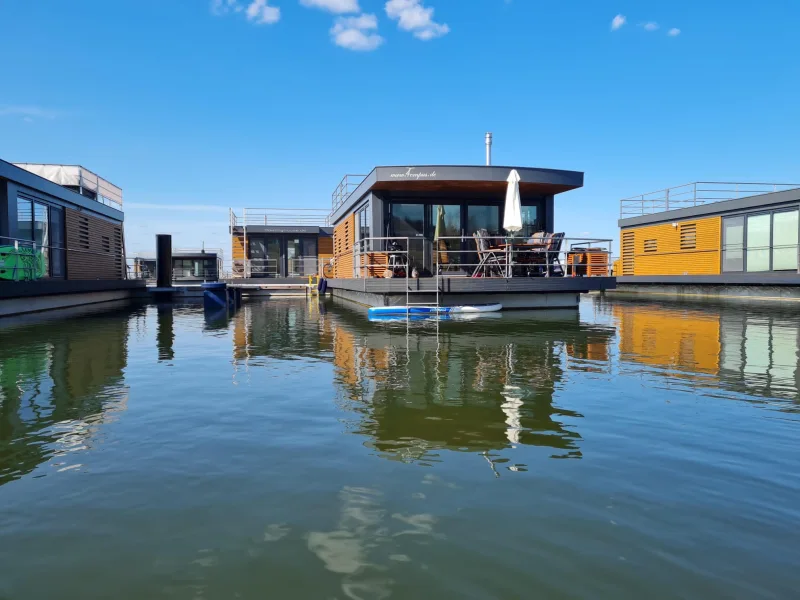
[132,249,222,282]
[324,164,615,309]
[0,160,141,316]
[617,182,800,300]
[228,208,333,279]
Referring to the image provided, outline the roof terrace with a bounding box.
[620,182,800,218]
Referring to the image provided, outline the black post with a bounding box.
[156,234,172,288]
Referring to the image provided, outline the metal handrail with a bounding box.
[230,208,331,228]
[435,235,613,278]
[331,174,367,214]
[345,235,613,280]
[620,182,800,218]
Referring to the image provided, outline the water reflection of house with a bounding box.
[0,307,131,485]
[326,307,616,461]
[614,302,800,401]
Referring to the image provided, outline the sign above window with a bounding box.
[389,167,438,181]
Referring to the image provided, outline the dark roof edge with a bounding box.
[0,159,124,221]
[618,187,800,228]
[330,164,584,224]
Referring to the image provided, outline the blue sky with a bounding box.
[1,0,798,257]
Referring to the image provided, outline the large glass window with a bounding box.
[772,210,799,271]
[16,197,33,241]
[722,216,745,272]
[466,205,500,237]
[358,204,371,244]
[746,214,771,272]
[520,204,541,238]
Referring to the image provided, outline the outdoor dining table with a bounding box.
[489,242,549,277]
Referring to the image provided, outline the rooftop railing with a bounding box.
[331,174,367,214]
[620,182,800,218]
[229,208,331,228]
[132,248,225,260]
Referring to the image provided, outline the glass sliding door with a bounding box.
[432,203,462,271]
[287,237,318,276]
[746,214,771,272]
[722,216,745,272]
[14,197,49,279]
[390,203,426,270]
[772,210,799,271]
[249,237,281,277]
[33,203,49,277]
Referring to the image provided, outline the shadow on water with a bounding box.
[0,303,142,486]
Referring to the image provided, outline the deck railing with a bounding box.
[620,182,800,218]
[230,257,319,278]
[345,235,614,280]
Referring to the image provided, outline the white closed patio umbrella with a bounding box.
[503,169,523,235]
[502,169,523,277]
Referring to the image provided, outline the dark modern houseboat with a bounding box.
[325,164,615,309]
[617,182,800,300]
[132,248,222,283]
[0,159,141,316]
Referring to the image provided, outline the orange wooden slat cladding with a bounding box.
[620,216,721,276]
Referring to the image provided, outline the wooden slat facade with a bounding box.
[333,214,355,279]
[620,216,721,276]
[65,208,124,280]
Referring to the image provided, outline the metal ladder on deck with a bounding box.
[404,240,441,315]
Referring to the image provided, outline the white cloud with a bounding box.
[610,14,626,31]
[331,13,384,51]
[211,0,279,24]
[668,28,681,37]
[0,105,60,120]
[246,0,281,24]
[385,0,450,40]
[211,0,243,15]
[301,0,360,14]
[641,21,659,32]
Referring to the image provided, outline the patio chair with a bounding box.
[471,229,504,278]
[522,232,565,277]
[545,232,565,277]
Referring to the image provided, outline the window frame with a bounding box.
[721,206,800,273]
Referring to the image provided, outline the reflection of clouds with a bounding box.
[307,486,439,599]
[263,523,290,542]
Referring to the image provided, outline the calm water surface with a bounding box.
[1,297,799,599]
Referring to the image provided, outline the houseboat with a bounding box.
[133,248,222,283]
[0,160,142,316]
[617,182,800,301]
[228,208,333,279]
[325,164,615,309]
